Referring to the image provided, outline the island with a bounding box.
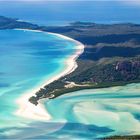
[103,135,140,140]
[0,15,140,139]
[0,16,140,105]
[31,22,140,105]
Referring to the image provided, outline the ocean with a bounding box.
[0,1,140,26]
[0,29,77,130]
[0,0,140,139]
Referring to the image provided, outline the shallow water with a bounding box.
[0,29,77,129]
[0,29,140,139]
[1,83,140,139]
[43,83,140,139]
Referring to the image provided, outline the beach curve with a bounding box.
[15,29,85,121]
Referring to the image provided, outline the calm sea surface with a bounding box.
[0,29,77,137]
[0,1,140,26]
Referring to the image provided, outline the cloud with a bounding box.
[122,0,140,6]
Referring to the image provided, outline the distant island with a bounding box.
[0,16,140,105]
[103,135,140,140]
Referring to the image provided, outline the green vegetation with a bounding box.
[103,135,140,140]
[29,79,140,105]
[0,16,39,29]
[0,15,140,139]
[48,80,140,99]
[0,15,140,105]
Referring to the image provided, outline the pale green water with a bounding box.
[44,83,140,139]
[0,29,140,139]
[1,83,139,139]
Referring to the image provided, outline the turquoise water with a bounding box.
[43,83,140,139]
[0,29,77,131]
[1,82,140,139]
[0,29,140,139]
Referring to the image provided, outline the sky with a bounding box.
[0,0,138,1]
[0,0,140,6]
[0,0,135,1]
[0,0,140,25]
[0,0,139,6]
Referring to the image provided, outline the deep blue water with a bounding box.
[0,1,140,26]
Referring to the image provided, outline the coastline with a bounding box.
[15,29,85,121]
[0,16,140,139]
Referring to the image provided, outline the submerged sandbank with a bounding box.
[15,29,84,121]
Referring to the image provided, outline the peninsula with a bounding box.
[1,15,140,139]
[0,16,140,105]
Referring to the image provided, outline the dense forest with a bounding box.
[0,16,140,105]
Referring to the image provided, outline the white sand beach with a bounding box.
[15,29,84,121]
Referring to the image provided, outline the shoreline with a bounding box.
[15,29,85,121]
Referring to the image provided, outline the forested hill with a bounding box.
[1,16,140,61]
[0,16,140,104]
[0,16,39,29]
